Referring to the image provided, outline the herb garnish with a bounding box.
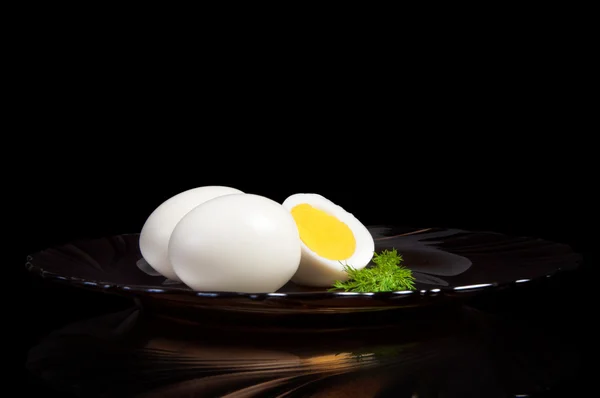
[330,248,416,292]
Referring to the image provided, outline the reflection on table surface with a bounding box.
[26,297,581,398]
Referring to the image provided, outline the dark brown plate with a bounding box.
[25,225,582,314]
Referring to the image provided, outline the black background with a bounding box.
[13,8,595,393]
[19,68,594,397]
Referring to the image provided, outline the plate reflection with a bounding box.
[26,303,578,397]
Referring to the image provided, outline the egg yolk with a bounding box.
[290,203,356,260]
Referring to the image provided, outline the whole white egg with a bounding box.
[139,186,243,281]
[281,193,375,287]
[168,193,302,293]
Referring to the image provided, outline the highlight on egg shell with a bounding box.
[281,193,375,287]
[168,193,302,293]
[139,185,244,281]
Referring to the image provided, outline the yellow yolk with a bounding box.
[290,203,356,260]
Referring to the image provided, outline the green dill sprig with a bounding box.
[329,248,416,293]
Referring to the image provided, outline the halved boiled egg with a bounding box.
[281,194,375,287]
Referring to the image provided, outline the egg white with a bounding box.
[281,193,375,287]
[169,193,302,293]
[139,185,243,281]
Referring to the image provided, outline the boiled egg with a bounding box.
[139,186,243,281]
[281,193,375,287]
[168,193,301,293]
